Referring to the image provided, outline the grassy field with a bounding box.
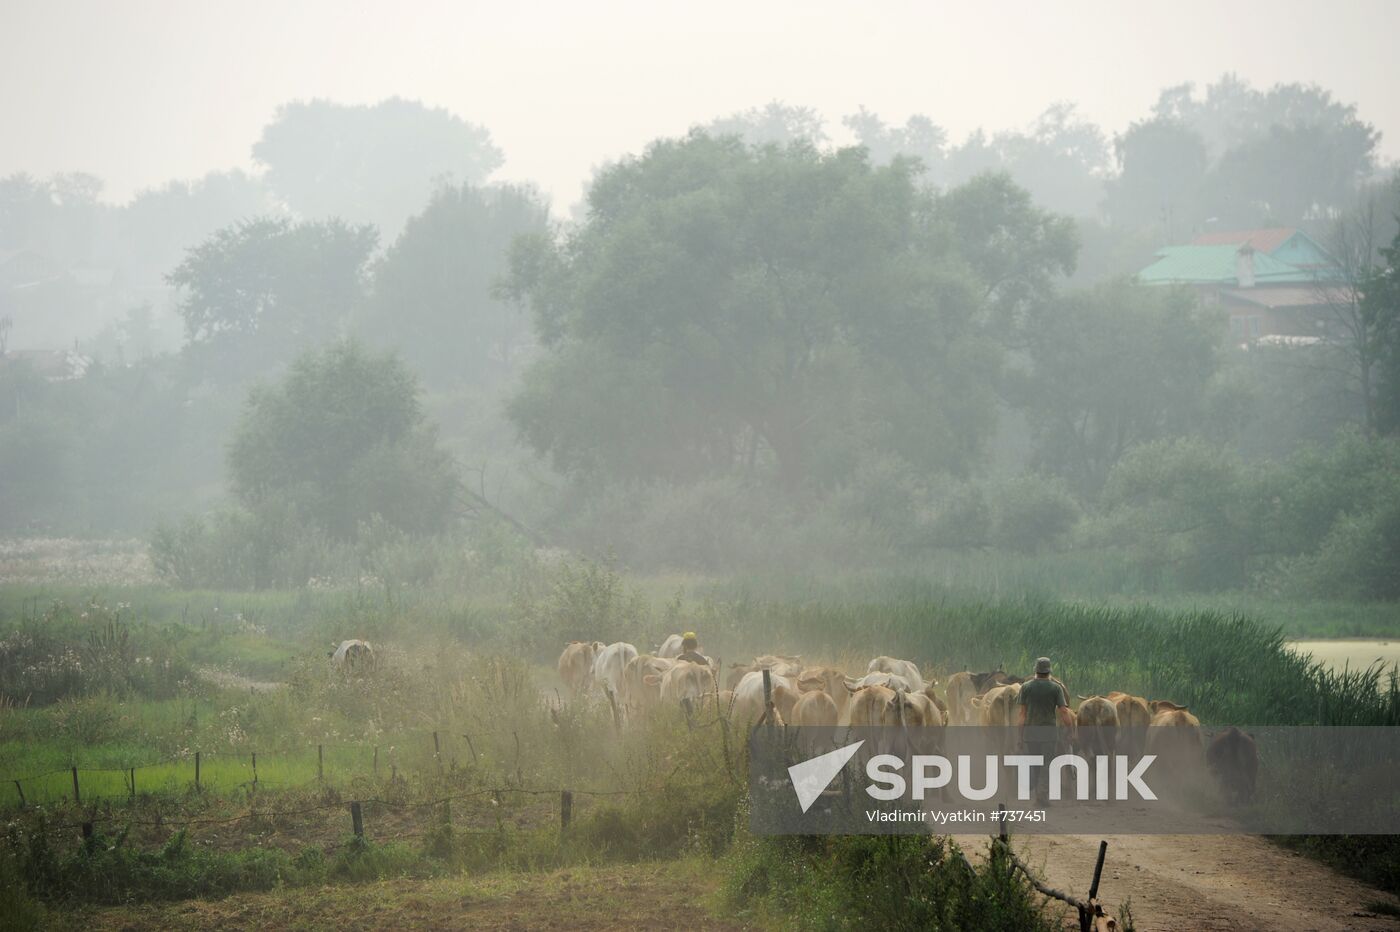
[2,563,1399,928]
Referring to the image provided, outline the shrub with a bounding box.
[724,831,1057,931]
[988,475,1080,553]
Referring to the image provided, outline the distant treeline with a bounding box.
[1,81,1398,599]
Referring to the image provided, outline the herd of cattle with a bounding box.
[556,638,1259,803]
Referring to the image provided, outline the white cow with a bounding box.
[866,656,928,691]
[591,642,638,706]
[729,670,800,727]
[331,639,374,672]
[656,634,685,659]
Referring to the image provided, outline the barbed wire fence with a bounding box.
[2,706,743,857]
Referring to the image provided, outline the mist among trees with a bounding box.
[2,75,1398,599]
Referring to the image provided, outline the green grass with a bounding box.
[693,579,1400,726]
[3,569,1399,915]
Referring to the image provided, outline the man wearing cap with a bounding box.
[676,632,708,666]
[1018,657,1069,804]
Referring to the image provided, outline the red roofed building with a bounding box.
[1140,227,1340,344]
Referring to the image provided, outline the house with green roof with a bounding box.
[1137,227,1340,345]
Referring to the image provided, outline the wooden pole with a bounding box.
[71,766,81,804]
[13,779,25,808]
[195,751,201,791]
[560,790,573,831]
[433,732,442,775]
[350,801,364,838]
[373,746,379,778]
[606,687,622,732]
[1089,839,1108,900]
[318,745,324,783]
[762,668,774,737]
[129,767,135,798]
[252,752,258,786]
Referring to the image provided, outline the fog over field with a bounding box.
[1,2,1399,929]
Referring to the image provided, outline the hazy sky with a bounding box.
[3,0,1398,213]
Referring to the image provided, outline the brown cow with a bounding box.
[1106,691,1152,755]
[623,653,675,713]
[1147,705,1203,778]
[791,689,839,727]
[944,672,979,725]
[1207,726,1258,805]
[644,660,715,708]
[971,669,1026,693]
[727,655,804,689]
[1075,695,1119,758]
[845,683,936,728]
[557,641,604,699]
[796,666,849,718]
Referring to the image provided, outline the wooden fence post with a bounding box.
[318,745,324,783]
[433,732,443,775]
[81,822,93,839]
[560,790,573,831]
[129,767,135,798]
[71,766,80,804]
[13,780,25,808]
[350,801,364,838]
[373,746,379,778]
[1089,840,1107,900]
[195,751,201,791]
[761,668,774,737]
[606,687,623,732]
[251,752,258,786]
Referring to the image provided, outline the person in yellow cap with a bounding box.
[676,632,708,666]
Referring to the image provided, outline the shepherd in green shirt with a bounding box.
[1018,657,1071,803]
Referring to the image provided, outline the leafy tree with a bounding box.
[936,173,1078,327]
[168,217,375,381]
[989,103,1110,218]
[702,101,828,147]
[118,170,271,285]
[1150,76,1378,227]
[505,134,1074,493]
[227,340,459,539]
[363,183,548,387]
[1103,118,1209,236]
[845,103,1109,215]
[1315,193,1399,435]
[1097,437,1256,590]
[844,108,949,182]
[0,171,109,264]
[1363,215,1400,434]
[252,98,503,236]
[1006,280,1220,498]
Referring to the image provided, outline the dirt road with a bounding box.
[969,833,1400,931]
